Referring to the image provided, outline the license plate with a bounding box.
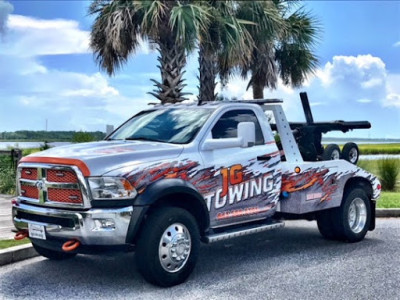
[28,223,46,240]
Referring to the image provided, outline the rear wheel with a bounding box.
[341,142,359,164]
[334,188,371,242]
[135,207,200,287]
[322,144,341,160]
[32,242,77,260]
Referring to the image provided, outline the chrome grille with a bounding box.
[18,165,85,207]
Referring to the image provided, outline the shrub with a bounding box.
[0,156,16,195]
[377,158,400,191]
[72,132,95,143]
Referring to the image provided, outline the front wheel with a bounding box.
[334,188,371,242]
[135,207,200,287]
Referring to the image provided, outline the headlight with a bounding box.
[88,177,137,200]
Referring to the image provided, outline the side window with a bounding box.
[211,110,265,145]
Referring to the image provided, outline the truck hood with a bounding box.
[24,141,184,176]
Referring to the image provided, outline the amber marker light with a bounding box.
[295,167,301,173]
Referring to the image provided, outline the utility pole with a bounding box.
[45,119,48,131]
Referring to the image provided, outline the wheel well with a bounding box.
[146,193,209,236]
[344,177,373,199]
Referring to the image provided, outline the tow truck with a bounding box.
[12,93,380,286]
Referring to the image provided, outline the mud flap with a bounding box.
[369,201,376,231]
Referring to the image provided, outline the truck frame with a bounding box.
[12,93,380,286]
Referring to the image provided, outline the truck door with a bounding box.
[200,108,282,228]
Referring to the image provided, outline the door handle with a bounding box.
[257,155,272,161]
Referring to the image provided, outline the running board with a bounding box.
[203,221,285,244]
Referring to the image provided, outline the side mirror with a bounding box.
[201,122,256,151]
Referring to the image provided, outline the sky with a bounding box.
[0,0,399,139]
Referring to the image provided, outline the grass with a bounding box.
[377,158,400,191]
[358,159,400,191]
[0,238,31,250]
[357,158,400,208]
[22,148,41,156]
[377,192,400,208]
[358,143,400,155]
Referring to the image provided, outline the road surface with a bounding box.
[0,219,399,300]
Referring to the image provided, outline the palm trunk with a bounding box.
[250,46,277,100]
[148,42,188,104]
[252,76,265,99]
[198,44,217,102]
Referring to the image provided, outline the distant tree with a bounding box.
[72,132,96,143]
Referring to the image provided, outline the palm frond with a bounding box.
[275,43,318,87]
[170,3,211,51]
[283,8,321,48]
[89,0,141,75]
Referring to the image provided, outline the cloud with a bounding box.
[0,56,153,131]
[1,14,154,57]
[217,54,400,138]
[0,0,13,36]
[393,41,400,47]
[1,14,90,56]
[0,12,161,132]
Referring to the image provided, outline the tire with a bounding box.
[32,242,77,260]
[334,188,371,242]
[341,142,359,164]
[316,208,339,240]
[322,144,341,161]
[135,207,200,287]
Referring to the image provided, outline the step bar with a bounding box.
[203,221,285,244]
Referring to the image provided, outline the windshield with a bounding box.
[108,108,212,144]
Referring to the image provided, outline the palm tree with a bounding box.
[197,0,253,102]
[275,9,319,89]
[89,0,209,104]
[237,1,320,99]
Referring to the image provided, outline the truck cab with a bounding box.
[12,96,380,287]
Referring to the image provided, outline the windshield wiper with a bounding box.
[125,137,166,143]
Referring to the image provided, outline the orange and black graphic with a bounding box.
[124,160,217,194]
[282,168,338,202]
[123,157,281,226]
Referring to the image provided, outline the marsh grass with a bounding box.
[377,158,400,191]
[357,143,400,155]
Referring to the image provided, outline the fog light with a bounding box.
[93,219,116,231]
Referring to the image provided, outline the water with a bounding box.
[0,141,71,149]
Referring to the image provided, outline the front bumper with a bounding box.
[12,201,135,246]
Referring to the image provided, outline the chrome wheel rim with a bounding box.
[159,223,191,273]
[348,148,358,164]
[348,198,367,233]
[331,149,340,160]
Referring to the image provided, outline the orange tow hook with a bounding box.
[62,240,80,252]
[14,231,28,240]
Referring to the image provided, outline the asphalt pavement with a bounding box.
[0,218,399,299]
[0,195,15,240]
[1,193,400,267]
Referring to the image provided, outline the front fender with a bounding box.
[126,179,209,243]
